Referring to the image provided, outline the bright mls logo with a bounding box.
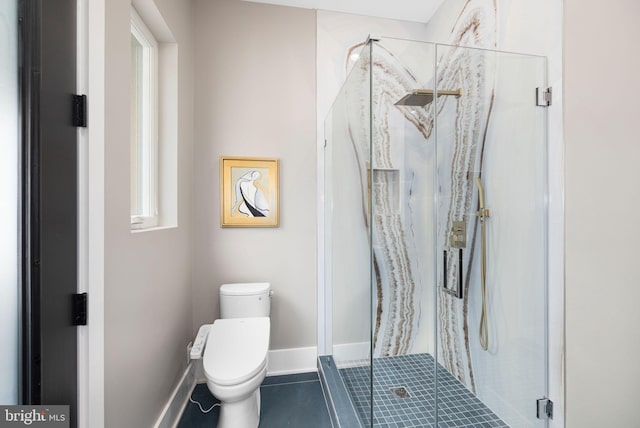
[0,406,69,428]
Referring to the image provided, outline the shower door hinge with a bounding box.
[536,87,552,107]
[536,398,553,420]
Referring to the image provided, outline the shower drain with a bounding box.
[389,386,411,398]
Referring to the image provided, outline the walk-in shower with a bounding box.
[320,37,548,427]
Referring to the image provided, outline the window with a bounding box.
[130,7,158,229]
[129,3,178,231]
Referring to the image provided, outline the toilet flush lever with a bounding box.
[190,324,212,360]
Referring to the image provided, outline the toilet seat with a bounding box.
[204,317,270,386]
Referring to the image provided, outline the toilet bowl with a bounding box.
[203,317,270,428]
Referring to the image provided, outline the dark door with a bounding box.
[21,0,78,425]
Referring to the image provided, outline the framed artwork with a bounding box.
[220,157,279,227]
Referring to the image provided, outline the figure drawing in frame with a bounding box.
[233,170,270,217]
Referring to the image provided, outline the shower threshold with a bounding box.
[320,353,508,427]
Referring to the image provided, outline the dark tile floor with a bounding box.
[178,372,332,428]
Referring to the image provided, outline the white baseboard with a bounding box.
[267,346,318,376]
[153,363,197,428]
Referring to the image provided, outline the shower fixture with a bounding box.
[475,177,491,351]
[395,89,462,107]
[443,220,466,300]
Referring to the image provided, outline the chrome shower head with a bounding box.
[395,89,462,107]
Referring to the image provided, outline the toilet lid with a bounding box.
[203,317,270,386]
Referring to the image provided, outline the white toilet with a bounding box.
[203,282,271,428]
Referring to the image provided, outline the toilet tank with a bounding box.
[219,282,271,319]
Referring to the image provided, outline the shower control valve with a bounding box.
[449,221,467,248]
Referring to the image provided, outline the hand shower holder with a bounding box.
[476,207,491,219]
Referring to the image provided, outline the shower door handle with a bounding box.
[443,249,464,299]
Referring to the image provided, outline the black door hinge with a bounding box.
[72,293,88,325]
[72,94,87,127]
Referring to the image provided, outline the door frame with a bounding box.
[21,0,81,412]
[76,0,105,427]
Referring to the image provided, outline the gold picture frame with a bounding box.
[220,157,279,227]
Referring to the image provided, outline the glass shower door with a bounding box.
[325,41,372,428]
[0,0,20,405]
[369,37,437,428]
[435,44,548,427]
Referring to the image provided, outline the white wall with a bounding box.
[192,0,317,351]
[564,0,640,427]
[103,0,194,426]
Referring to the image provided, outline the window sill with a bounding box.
[130,224,177,234]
